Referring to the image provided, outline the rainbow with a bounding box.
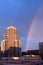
[26,11,38,51]
[26,2,43,51]
[26,21,35,51]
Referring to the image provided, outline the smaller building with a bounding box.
[0,46,3,60]
[27,50,39,55]
[39,42,43,60]
[1,40,6,53]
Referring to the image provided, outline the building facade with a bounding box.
[1,26,21,57]
[39,42,43,60]
[1,40,6,52]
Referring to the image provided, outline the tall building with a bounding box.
[1,26,21,57]
[6,26,16,49]
[39,42,43,60]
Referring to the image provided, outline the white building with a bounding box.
[1,40,5,52]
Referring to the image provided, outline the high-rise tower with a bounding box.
[1,26,21,57]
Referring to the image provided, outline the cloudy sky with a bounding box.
[0,0,43,51]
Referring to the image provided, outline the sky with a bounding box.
[0,0,43,51]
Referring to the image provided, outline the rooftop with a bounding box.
[6,26,16,30]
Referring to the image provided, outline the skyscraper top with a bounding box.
[6,26,16,30]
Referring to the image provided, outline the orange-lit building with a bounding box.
[1,26,21,57]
